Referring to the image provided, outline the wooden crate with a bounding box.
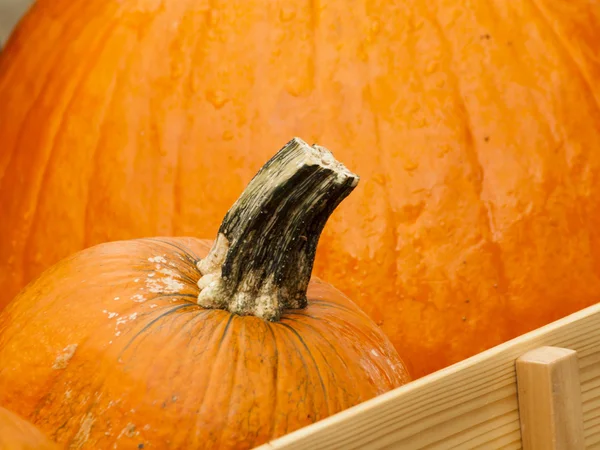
[256,303,600,449]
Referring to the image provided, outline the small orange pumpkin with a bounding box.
[0,139,409,449]
[0,406,58,450]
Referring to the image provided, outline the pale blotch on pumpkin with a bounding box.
[52,344,78,370]
[118,423,138,439]
[71,413,95,449]
[148,256,165,263]
[131,294,145,303]
[102,310,119,319]
[115,316,130,332]
[146,256,185,294]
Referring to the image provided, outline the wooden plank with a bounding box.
[516,347,584,450]
[255,303,600,450]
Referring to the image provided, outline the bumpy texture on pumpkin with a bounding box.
[1,0,600,377]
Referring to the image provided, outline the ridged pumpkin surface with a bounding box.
[1,0,600,376]
[0,238,409,449]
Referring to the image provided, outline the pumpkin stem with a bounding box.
[196,137,359,321]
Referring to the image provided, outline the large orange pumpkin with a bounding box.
[0,139,409,449]
[1,0,600,377]
[0,406,59,450]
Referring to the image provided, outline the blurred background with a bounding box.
[0,0,32,46]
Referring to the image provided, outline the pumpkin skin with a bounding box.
[1,0,600,378]
[0,407,59,450]
[0,238,409,449]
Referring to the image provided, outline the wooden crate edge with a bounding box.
[256,302,600,449]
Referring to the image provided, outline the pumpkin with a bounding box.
[0,139,410,449]
[0,406,59,450]
[1,0,600,378]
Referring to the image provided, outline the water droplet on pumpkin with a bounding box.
[206,90,228,109]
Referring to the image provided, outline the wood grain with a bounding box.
[255,303,600,449]
[516,346,584,450]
